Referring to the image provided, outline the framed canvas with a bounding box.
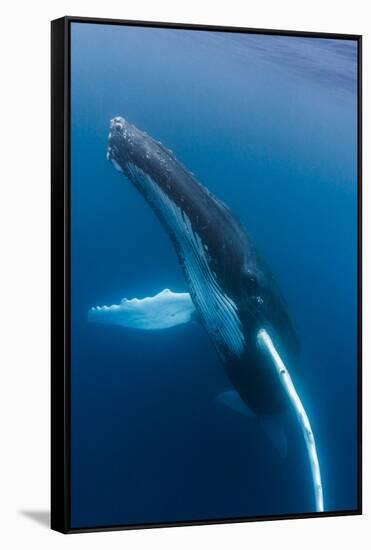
[51,16,362,533]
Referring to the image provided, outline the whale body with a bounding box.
[107,116,299,416]
[99,116,323,511]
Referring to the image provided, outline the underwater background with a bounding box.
[70,23,358,528]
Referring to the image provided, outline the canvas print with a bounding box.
[67,21,359,529]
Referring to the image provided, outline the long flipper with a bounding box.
[257,329,324,512]
[88,289,196,330]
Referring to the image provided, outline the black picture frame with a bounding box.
[51,16,362,534]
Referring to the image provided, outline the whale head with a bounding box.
[107,116,175,195]
[107,116,207,214]
[107,117,144,174]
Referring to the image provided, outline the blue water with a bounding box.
[70,23,358,528]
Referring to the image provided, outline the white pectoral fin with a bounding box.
[88,288,196,330]
[256,328,324,512]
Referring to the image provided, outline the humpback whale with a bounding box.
[92,116,324,512]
